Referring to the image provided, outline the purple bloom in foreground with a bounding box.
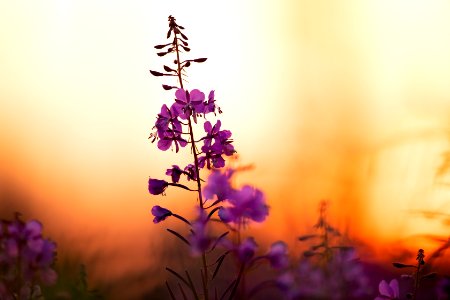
[203,170,233,201]
[266,241,289,269]
[173,88,205,120]
[219,185,269,223]
[148,178,169,195]
[375,279,399,300]
[151,205,173,223]
[166,165,183,183]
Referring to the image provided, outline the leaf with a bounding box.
[185,270,200,300]
[164,65,176,72]
[193,58,208,63]
[167,28,172,39]
[207,207,221,220]
[166,267,190,287]
[220,279,236,300]
[166,282,176,300]
[162,84,177,90]
[178,283,188,300]
[298,234,318,241]
[209,232,229,252]
[213,251,230,279]
[157,51,169,57]
[155,43,171,49]
[392,262,417,269]
[149,70,164,77]
[421,272,437,280]
[180,32,188,40]
[166,228,191,246]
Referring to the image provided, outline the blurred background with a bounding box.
[1,0,449,298]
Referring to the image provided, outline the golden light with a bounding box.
[0,0,449,297]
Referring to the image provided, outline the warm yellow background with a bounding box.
[1,0,449,294]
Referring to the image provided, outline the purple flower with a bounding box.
[204,90,217,114]
[218,185,269,223]
[203,170,233,201]
[154,104,187,152]
[157,128,188,152]
[166,165,183,183]
[375,279,399,300]
[173,88,205,120]
[236,237,258,263]
[184,164,198,181]
[0,215,57,296]
[198,143,226,169]
[266,241,289,269]
[151,205,173,223]
[148,178,169,195]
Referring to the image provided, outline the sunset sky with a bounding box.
[1,0,450,291]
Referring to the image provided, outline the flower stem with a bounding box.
[174,27,209,300]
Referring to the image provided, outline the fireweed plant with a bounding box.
[0,213,57,300]
[147,16,449,300]
[148,16,284,300]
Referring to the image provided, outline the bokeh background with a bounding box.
[1,0,449,298]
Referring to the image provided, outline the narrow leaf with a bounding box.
[193,58,207,63]
[166,267,189,287]
[298,234,318,241]
[208,207,221,220]
[149,70,164,77]
[220,279,236,300]
[166,228,191,246]
[421,272,437,280]
[162,84,177,90]
[209,232,229,252]
[155,43,171,49]
[166,281,176,300]
[185,270,200,300]
[164,65,176,72]
[392,262,417,269]
[178,283,188,300]
[213,251,230,279]
[180,32,188,40]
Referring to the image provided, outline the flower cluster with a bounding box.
[0,214,57,300]
[203,170,269,224]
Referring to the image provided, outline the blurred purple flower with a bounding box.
[189,209,211,256]
[436,277,450,300]
[173,88,205,120]
[0,215,57,298]
[148,178,169,195]
[203,170,233,201]
[218,185,269,223]
[278,249,370,300]
[236,237,258,263]
[375,279,399,300]
[266,241,289,269]
[166,165,183,183]
[151,205,173,223]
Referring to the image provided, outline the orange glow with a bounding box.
[1,0,450,296]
